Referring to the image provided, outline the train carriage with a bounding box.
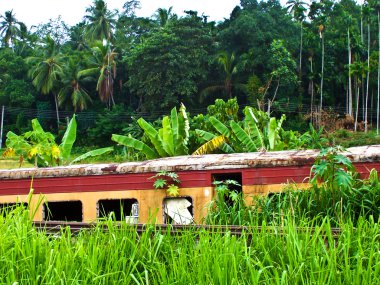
[1,145,380,224]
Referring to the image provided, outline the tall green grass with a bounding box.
[1,206,380,284]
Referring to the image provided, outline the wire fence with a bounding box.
[1,101,379,129]
[0,103,349,117]
[1,101,379,149]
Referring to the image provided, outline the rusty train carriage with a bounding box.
[1,145,380,224]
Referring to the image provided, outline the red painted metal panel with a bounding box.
[244,165,312,185]
[0,171,211,196]
[1,162,380,196]
[354,162,380,178]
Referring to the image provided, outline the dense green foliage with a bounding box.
[206,146,380,227]
[2,0,380,144]
[1,201,380,284]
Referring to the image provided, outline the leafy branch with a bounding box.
[149,170,181,197]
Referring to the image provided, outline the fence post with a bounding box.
[0,105,4,149]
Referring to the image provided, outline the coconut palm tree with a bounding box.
[286,0,308,75]
[79,41,117,108]
[68,23,89,51]
[84,0,117,43]
[362,1,372,132]
[58,56,92,112]
[319,23,325,110]
[26,36,64,128]
[156,7,173,27]
[201,51,244,101]
[0,10,26,48]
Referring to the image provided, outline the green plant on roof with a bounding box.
[193,107,287,155]
[3,115,113,167]
[112,103,190,159]
[311,146,355,192]
[149,170,181,197]
[4,116,76,167]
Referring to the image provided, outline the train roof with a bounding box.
[1,145,380,180]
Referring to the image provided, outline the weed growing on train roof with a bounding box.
[204,147,380,227]
[1,207,380,284]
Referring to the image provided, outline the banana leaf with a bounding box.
[161,116,175,156]
[111,134,157,159]
[174,104,189,155]
[178,103,190,147]
[70,147,114,165]
[230,121,258,152]
[59,115,77,163]
[24,119,55,142]
[170,107,179,148]
[192,135,226,155]
[244,108,264,149]
[195,129,233,153]
[209,116,231,138]
[137,118,166,157]
[268,115,285,150]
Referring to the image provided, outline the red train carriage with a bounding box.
[1,145,380,224]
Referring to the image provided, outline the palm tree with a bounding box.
[68,24,89,51]
[348,28,353,116]
[363,1,372,132]
[84,0,117,43]
[26,36,64,128]
[79,41,117,108]
[58,56,92,112]
[201,51,244,100]
[319,23,325,110]
[350,60,367,131]
[0,10,26,48]
[372,0,380,134]
[286,0,308,75]
[156,7,173,27]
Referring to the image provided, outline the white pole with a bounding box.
[0,106,4,149]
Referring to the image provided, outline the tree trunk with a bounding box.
[54,93,60,130]
[272,79,280,103]
[377,11,380,134]
[299,21,303,76]
[310,57,314,116]
[348,28,353,116]
[365,23,370,133]
[355,78,360,131]
[320,34,324,110]
[361,6,364,43]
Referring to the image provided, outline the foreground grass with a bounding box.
[1,208,380,284]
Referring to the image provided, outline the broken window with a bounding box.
[97,199,138,223]
[163,197,193,225]
[43,201,82,222]
[0,202,28,216]
[212,172,243,206]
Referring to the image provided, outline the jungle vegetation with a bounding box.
[1,0,380,148]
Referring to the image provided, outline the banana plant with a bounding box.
[4,117,77,167]
[112,104,190,159]
[193,107,287,154]
[4,115,113,167]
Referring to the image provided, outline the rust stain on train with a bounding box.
[1,145,380,180]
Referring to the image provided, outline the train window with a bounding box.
[0,202,28,216]
[212,173,243,205]
[163,196,193,225]
[43,201,83,222]
[97,199,139,222]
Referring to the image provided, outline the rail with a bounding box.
[32,221,343,239]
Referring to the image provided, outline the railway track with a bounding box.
[32,221,343,239]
